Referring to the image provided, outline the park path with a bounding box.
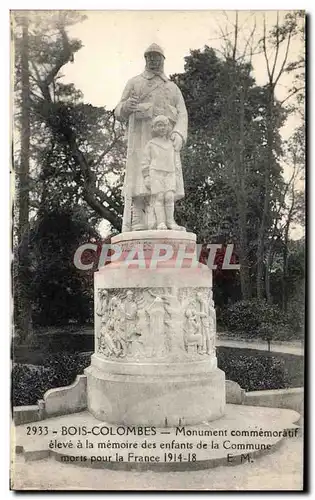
[31,327,304,356]
[216,337,304,356]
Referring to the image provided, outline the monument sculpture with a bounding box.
[114,43,187,232]
[13,42,301,482]
[85,44,226,426]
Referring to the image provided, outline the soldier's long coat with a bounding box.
[115,70,188,200]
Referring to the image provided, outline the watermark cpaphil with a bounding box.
[73,241,240,271]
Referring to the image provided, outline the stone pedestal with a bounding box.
[85,230,225,426]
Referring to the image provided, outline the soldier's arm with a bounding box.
[114,79,135,121]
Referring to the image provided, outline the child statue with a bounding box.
[141,115,185,231]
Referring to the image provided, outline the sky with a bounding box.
[59,10,304,238]
[61,10,303,123]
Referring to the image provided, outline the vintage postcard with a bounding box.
[10,9,305,491]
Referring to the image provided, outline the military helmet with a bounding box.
[144,43,165,58]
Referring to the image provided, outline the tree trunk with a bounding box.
[282,201,294,311]
[238,250,251,299]
[234,77,251,299]
[256,86,274,299]
[265,245,272,304]
[15,16,32,342]
[282,239,289,312]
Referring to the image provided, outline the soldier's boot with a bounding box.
[165,202,186,231]
[132,198,146,231]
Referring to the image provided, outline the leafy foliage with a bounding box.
[11,352,91,406]
[13,11,125,232]
[11,364,55,406]
[217,347,303,391]
[221,298,292,340]
[12,348,303,406]
[28,207,99,326]
[173,46,286,302]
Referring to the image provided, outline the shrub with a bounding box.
[217,347,297,392]
[221,299,291,340]
[11,352,91,407]
[11,364,56,406]
[44,352,91,388]
[12,349,303,407]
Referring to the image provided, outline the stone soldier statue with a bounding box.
[115,43,188,231]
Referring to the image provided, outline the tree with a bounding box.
[280,10,305,109]
[12,11,126,335]
[280,124,305,311]
[33,104,125,229]
[256,11,305,299]
[213,12,259,299]
[14,14,32,341]
[13,11,126,232]
[29,206,99,326]
[171,45,286,301]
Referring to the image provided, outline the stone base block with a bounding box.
[85,363,225,426]
[43,374,87,417]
